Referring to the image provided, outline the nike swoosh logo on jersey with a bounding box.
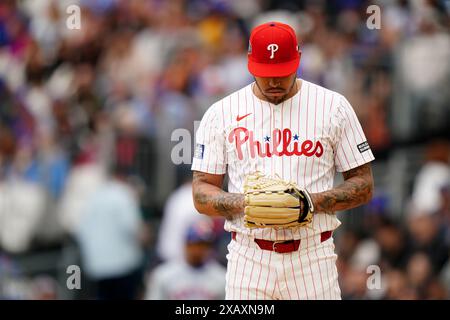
[236,113,252,122]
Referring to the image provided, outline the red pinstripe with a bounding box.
[302,83,309,188]
[336,124,352,170]
[237,90,240,119]
[321,90,326,194]
[330,241,339,299]
[342,128,361,167]
[244,87,250,164]
[302,84,318,299]
[287,97,295,239]
[238,235,250,300]
[233,93,245,190]
[282,253,292,299]
[203,109,215,173]
[255,245,264,300]
[295,86,303,240]
[336,106,361,169]
[264,250,273,299]
[323,91,330,230]
[261,92,265,174]
[269,101,274,176]
[281,100,284,178]
[340,98,368,163]
[251,87,256,172]
[335,146,348,170]
[319,98,332,299]
[305,235,318,299]
[312,88,326,298]
[302,84,310,241]
[296,83,303,185]
[246,244,257,300]
[275,272,281,299]
[289,252,300,298]
[213,106,219,174]
[311,86,319,193]
[231,234,243,299]
[297,243,309,299]
[289,97,293,182]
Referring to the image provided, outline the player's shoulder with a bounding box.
[301,79,345,101]
[203,84,251,122]
[302,79,353,115]
[207,83,253,113]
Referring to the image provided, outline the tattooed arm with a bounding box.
[192,171,245,220]
[310,163,374,213]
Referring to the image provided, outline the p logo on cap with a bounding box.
[267,44,279,59]
[248,21,301,78]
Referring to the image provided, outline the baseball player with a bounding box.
[191,21,375,300]
[145,218,226,300]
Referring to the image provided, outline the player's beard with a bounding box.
[254,77,297,105]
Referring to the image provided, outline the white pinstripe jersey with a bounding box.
[192,79,375,241]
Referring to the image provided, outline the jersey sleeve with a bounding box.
[333,95,375,172]
[191,104,227,174]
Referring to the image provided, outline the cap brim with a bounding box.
[248,57,300,77]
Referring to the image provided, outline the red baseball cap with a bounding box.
[248,21,301,78]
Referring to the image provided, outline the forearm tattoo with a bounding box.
[192,171,244,220]
[312,163,374,213]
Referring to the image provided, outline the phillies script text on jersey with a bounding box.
[228,127,323,160]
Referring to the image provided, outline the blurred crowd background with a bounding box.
[0,0,449,300]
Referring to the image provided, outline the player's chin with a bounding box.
[267,94,286,104]
[265,91,286,97]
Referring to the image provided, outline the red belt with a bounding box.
[231,231,332,254]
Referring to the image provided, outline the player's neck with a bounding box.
[252,79,302,105]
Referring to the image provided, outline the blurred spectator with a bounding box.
[145,217,226,300]
[58,161,106,235]
[28,275,58,300]
[156,170,200,262]
[437,185,450,244]
[406,252,433,297]
[374,218,411,270]
[156,164,225,264]
[382,269,418,300]
[340,266,371,300]
[410,140,450,215]
[335,229,361,262]
[74,164,146,300]
[112,105,157,214]
[406,212,449,274]
[395,6,450,139]
[0,144,46,253]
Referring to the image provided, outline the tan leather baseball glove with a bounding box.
[243,172,315,229]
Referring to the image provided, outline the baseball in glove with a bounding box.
[243,172,315,229]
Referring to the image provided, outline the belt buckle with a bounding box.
[272,241,284,252]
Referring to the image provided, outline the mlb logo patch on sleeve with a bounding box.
[194,143,205,159]
[357,141,370,153]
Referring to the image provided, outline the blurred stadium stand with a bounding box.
[0,0,449,299]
